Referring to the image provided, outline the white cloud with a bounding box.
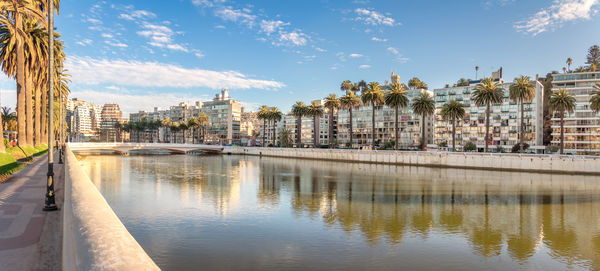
[214,6,257,27]
[105,40,128,48]
[65,56,286,90]
[119,9,156,21]
[87,18,101,25]
[349,53,363,58]
[387,47,409,63]
[278,31,308,46]
[137,22,188,52]
[355,8,397,26]
[515,0,599,35]
[101,33,113,38]
[76,39,93,46]
[259,20,289,35]
[359,64,371,69]
[314,47,326,52]
[387,47,399,55]
[371,37,387,42]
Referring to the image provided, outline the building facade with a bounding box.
[100,104,123,142]
[551,72,600,154]
[66,98,103,141]
[433,77,544,151]
[201,89,242,145]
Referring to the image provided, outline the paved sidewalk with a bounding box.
[0,152,63,271]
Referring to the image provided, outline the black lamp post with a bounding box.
[58,61,64,164]
[44,0,58,212]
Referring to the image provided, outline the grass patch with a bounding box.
[0,145,49,182]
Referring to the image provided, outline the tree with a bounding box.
[441,100,465,152]
[198,113,208,143]
[161,117,172,143]
[269,107,282,147]
[562,67,567,74]
[340,80,352,93]
[464,141,477,152]
[358,80,367,93]
[549,89,575,154]
[509,76,535,153]
[589,84,600,150]
[412,92,435,150]
[586,45,600,68]
[170,122,180,144]
[566,57,573,72]
[257,105,269,147]
[340,91,361,148]
[362,82,384,148]
[475,66,479,80]
[323,94,340,148]
[408,77,428,89]
[306,101,324,147]
[279,128,293,147]
[291,101,307,148]
[187,117,199,144]
[472,77,504,152]
[385,83,408,150]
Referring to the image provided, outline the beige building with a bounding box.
[100,104,123,142]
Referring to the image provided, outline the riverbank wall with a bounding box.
[223,147,600,175]
[62,146,159,270]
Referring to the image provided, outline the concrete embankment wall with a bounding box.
[223,147,600,175]
[62,146,160,270]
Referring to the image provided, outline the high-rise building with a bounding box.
[66,98,103,141]
[201,89,242,144]
[433,75,544,151]
[550,71,600,154]
[100,104,123,142]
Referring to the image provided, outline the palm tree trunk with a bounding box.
[34,83,41,146]
[372,104,376,148]
[421,114,426,150]
[41,84,48,144]
[349,108,353,148]
[25,75,33,146]
[297,117,302,148]
[452,119,456,152]
[395,106,399,150]
[262,119,266,147]
[272,120,277,147]
[313,116,318,147]
[16,13,26,147]
[485,103,490,152]
[329,109,334,148]
[560,114,564,154]
[0,100,3,152]
[520,98,524,153]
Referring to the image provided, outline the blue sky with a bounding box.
[1,0,599,115]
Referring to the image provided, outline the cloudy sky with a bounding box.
[1,0,599,115]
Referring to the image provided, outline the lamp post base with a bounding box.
[43,163,58,212]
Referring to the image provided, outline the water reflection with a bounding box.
[78,154,600,270]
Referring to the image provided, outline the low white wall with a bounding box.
[62,146,160,271]
[223,147,600,174]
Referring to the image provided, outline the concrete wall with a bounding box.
[63,146,159,271]
[223,147,600,175]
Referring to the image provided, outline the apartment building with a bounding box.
[551,71,600,154]
[100,104,123,142]
[66,98,103,141]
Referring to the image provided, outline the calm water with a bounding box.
[77,154,600,271]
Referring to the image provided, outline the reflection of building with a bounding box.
[100,104,123,142]
[433,73,544,151]
[66,98,103,141]
[551,72,600,154]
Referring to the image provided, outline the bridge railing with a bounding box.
[62,146,160,270]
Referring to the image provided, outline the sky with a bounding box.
[1,0,599,116]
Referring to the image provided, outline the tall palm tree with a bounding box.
[358,80,367,93]
[279,128,293,148]
[475,66,479,80]
[161,117,171,142]
[472,77,504,152]
[566,57,573,72]
[509,76,536,153]
[441,100,465,152]
[257,105,269,147]
[324,94,340,148]
[408,77,428,89]
[412,92,435,150]
[291,101,307,148]
[340,91,361,148]
[306,101,324,147]
[187,117,199,144]
[198,113,208,143]
[550,89,576,154]
[590,84,600,149]
[170,122,180,144]
[340,80,352,93]
[385,83,408,150]
[362,82,384,148]
[269,107,282,146]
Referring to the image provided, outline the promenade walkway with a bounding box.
[0,152,63,270]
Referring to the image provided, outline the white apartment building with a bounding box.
[551,71,600,154]
[433,76,544,152]
[67,98,103,141]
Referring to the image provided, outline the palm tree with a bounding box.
[269,107,282,147]
[408,77,428,89]
[562,67,567,74]
[258,105,269,147]
[472,77,504,152]
[385,83,408,150]
[340,80,352,93]
[475,66,479,80]
[566,57,573,72]
[358,80,367,93]
[324,94,340,148]
[291,101,307,148]
[441,100,465,152]
[170,122,180,144]
[279,128,293,147]
[590,84,600,149]
[549,89,575,154]
[198,113,209,143]
[340,91,361,148]
[509,76,536,153]
[362,82,384,148]
[161,117,172,143]
[412,92,435,150]
[306,101,324,147]
[187,117,200,144]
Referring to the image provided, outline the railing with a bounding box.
[62,146,160,270]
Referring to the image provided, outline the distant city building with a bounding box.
[551,71,600,154]
[100,104,123,142]
[67,98,103,141]
[201,89,242,144]
[432,73,544,151]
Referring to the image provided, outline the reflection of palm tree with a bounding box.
[506,196,537,262]
[470,194,502,257]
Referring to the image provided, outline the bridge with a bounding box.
[68,142,224,155]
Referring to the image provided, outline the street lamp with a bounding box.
[44,0,58,212]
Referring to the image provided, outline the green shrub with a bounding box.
[495,145,504,153]
[463,141,477,152]
[511,143,530,153]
